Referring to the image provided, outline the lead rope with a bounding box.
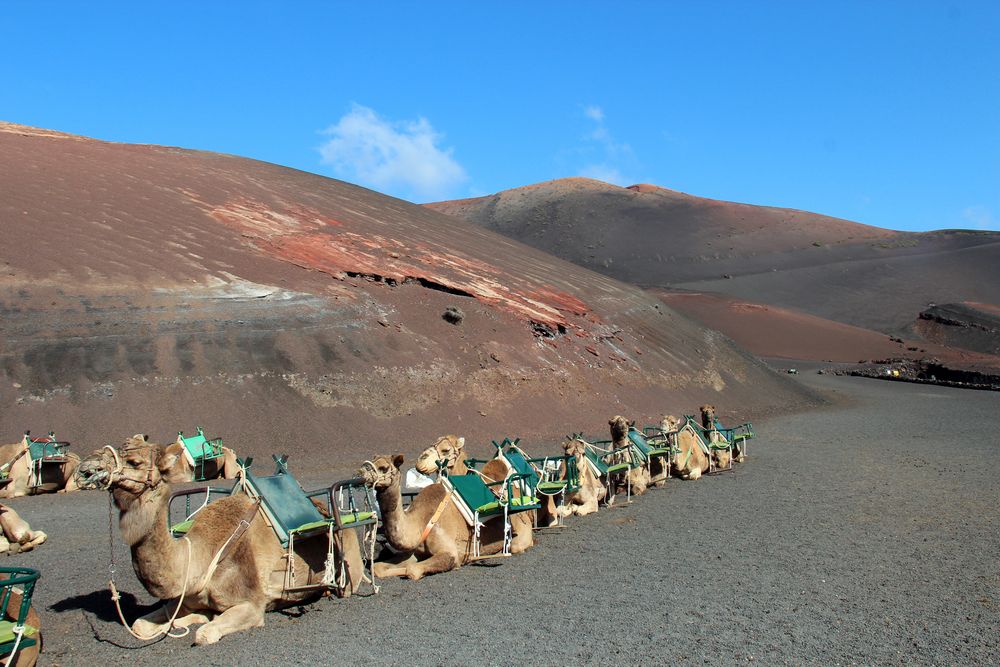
[107,493,194,641]
[3,625,25,667]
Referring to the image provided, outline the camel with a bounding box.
[414,435,534,554]
[701,404,746,463]
[554,437,606,517]
[123,434,239,484]
[0,434,80,499]
[0,504,47,554]
[360,453,517,581]
[661,415,711,480]
[74,443,365,645]
[608,416,650,496]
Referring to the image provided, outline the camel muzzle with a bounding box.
[74,461,111,490]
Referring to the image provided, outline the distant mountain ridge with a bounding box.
[428,178,1000,343]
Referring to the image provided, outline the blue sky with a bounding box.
[2,1,997,231]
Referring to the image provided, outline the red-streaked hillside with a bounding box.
[0,124,813,465]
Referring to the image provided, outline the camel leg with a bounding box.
[193,601,265,646]
[132,606,211,637]
[15,531,46,553]
[576,496,599,517]
[373,553,418,579]
[132,603,178,637]
[334,529,365,598]
[221,448,240,479]
[172,611,212,629]
[0,535,9,554]
[688,467,702,481]
[0,509,32,544]
[61,460,80,492]
[509,514,534,554]
[404,552,458,581]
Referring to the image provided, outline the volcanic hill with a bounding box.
[0,124,813,465]
[429,179,1000,369]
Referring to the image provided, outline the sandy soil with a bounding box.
[7,372,998,665]
[653,290,1000,372]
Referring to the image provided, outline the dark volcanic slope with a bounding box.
[428,179,1000,337]
[0,124,813,463]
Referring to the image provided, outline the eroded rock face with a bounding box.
[0,124,814,463]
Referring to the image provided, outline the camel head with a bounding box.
[700,404,717,430]
[562,437,587,460]
[608,415,633,444]
[75,442,182,508]
[358,454,404,490]
[713,447,732,470]
[660,415,681,432]
[414,435,465,476]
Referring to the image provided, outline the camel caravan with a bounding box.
[0,425,241,665]
[0,407,754,661]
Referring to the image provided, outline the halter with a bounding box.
[98,444,160,491]
[359,460,386,486]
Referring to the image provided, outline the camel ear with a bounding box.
[608,418,615,426]
[391,454,404,469]
[457,437,465,451]
[629,420,636,427]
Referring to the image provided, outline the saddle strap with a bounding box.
[418,492,452,543]
[198,498,261,589]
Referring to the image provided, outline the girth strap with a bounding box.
[418,492,452,543]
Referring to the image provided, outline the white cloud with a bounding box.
[575,105,637,185]
[578,164,628,186]
[962,206,997,231]
[584,105,604,123]
[318,104,467,201]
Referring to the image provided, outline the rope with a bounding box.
[3,624,25,666]
[110,536,193,641]
[361,520,380,594]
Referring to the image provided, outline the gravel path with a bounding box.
[7,373,999,665]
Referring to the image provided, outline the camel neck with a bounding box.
[119,485,187,600]
[375,480,413,551]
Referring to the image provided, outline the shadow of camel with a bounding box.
[50,589,159,624]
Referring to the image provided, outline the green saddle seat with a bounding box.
[627,429,671,459]
[537,480,570,494]
[244,464,330,547]
[339,511,374,525]
[448,473,540,520]
[25,434,68,462]
[178,427,224,465]
[0,620,37,653]
[501,446,540,489]
[171,519,194,536]
[584,446,634,476]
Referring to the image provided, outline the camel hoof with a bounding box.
[404,565,423,581]
[194,625,222,646]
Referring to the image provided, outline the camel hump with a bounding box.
[184,493,258,540]
[414,483,448,505]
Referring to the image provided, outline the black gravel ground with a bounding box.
[7,372,999,666]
